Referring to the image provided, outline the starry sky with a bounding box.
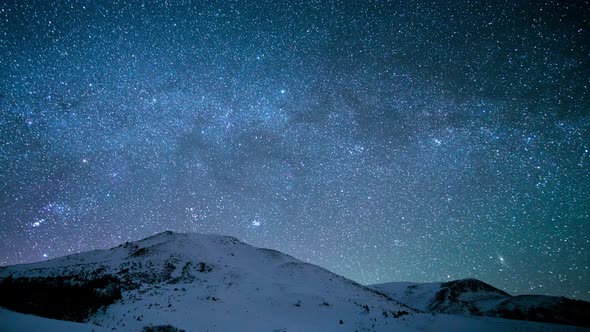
[1,0,589,300]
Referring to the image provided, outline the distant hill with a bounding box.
[372,278,590,327]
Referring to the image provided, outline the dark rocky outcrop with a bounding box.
[0,275,122,322]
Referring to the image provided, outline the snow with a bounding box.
[0,231,587,331]
[372,278,514,313]
[371,279,589,328]
[0,308,108,332]
[372,281,442,311]
[0,307,582,332]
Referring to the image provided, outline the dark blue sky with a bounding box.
[1,0,588,300]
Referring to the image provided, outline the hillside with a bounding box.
[0,231,586,331]
[372,279,590,327]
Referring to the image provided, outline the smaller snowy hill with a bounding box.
[371,278,590,327]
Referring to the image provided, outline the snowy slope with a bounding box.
[370,281,444,312]
[0,231,413,331]
[0,231,587,331]
[373,279,509,313]
[1,306,583,332]
[0,308,109,332]
[372,279,590,327]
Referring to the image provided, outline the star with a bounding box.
[0,0,587,301]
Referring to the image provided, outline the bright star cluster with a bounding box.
[1,1,588,300]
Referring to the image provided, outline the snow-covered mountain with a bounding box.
[372,278,590,327]
[0,231,586,331]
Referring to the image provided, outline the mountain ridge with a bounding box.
[0,231,587,331]
[372,278,590,327]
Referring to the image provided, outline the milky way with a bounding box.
[1,1,588,300]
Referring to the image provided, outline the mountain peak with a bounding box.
[2,233,587,330]
[372,279,590,327]
[133,230,240,244]
[440,278,511,298]
[0,232,410,331]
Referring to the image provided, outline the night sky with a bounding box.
[1,1,589,300]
